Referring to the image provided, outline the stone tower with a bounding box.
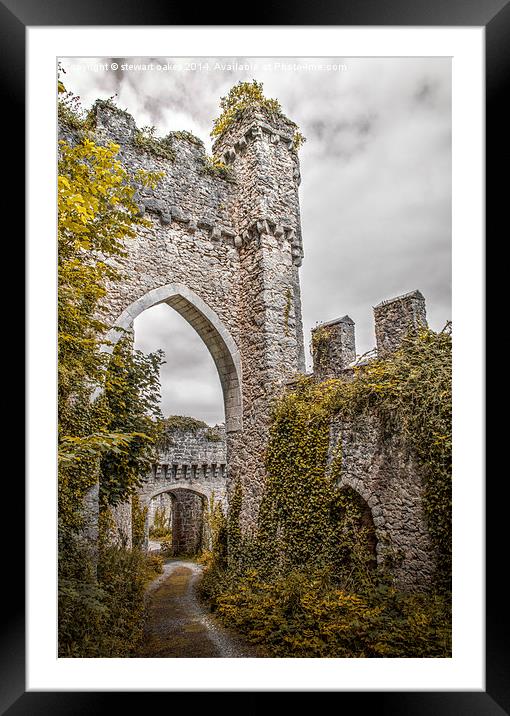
[65,98,306,538]
[212,106,306,530]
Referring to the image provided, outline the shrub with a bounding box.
[201,568,451,658]
[201,155,236,182]
[168,130,204,147]
[58,540,162,657]
[134,126,176,161]
[149,506,172,539]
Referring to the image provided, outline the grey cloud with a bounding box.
[134,304,225,425]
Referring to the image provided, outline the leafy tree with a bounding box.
[57,78,165,654]
[58,126,162,526]
[98,337,164,509]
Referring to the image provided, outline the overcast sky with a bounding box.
[61,56,451,425]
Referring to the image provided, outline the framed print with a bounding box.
[12,0,498,711]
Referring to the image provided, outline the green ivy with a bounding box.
[202,328,452,656]
[134,126,176,161]
[210,80,305,152]
[168,130,204,148]
[201,155,236,182]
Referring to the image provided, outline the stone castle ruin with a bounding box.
[64,97,439,589]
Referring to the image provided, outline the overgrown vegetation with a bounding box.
[210,80,306,154]
[163,414,208,432]
[211,80,284,138]
[57,68,130,135]
[169,130,204,148]
[310,324,332,368]
[149,506,172,539]
[133,126,176,161]
[156,415,211,451]
[200,327,452,657]
[58,71,167,656]
[59,542,163,657]
[205,426,222,442]
[97,338,164,510]
[201,155,236,182]
[199,493,228,570]
[292,130,307,151]
[201,568,450,658]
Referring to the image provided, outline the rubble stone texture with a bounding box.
[311,315,356,380]
[374,290,427,356]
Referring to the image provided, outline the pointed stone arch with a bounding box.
[338,485,378,569]
[105,282,243,433]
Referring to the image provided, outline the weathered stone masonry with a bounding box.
[142,425,227,554]
[312,290,435,589]
[62,97,441,589]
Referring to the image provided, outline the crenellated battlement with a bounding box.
[311,289,428,378]
[140,424,228,504]
[60,101,304,270]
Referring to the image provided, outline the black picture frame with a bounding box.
[10,0,496,711]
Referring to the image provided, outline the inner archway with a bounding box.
[147,488,208,556]
[339,486,378,569]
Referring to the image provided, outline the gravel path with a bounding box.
[135,560,259,658]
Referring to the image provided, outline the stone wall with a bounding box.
[327,415,434,589]
[311,315,356,380]
[139,425,227,510]
[311,291,436,589]
[139,424,227,554]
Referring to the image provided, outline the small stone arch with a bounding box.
[105,282,243,433]
[146,486,208,556]
[148,485,210,503]
[338,485,378,569]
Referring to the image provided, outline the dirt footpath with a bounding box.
[135,560,260,658]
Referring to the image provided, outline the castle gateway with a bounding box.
[74,100,306,537]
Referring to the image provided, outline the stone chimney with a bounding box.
[374,290,427,356]
[312,315,356,380]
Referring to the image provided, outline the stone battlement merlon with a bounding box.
[374,289,425,308]
[373,289,427,356]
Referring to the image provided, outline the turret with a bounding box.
[311,315,356,379]
[374,290,427,356]
[212,104,305,376]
